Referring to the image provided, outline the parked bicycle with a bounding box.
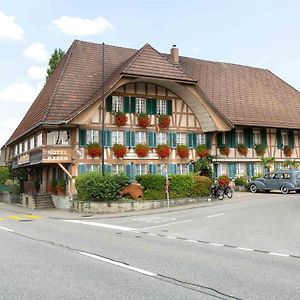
[210,184,224,200]
[222,185,233,198]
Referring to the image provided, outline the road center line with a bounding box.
[236,247,254,252]
[79,251,157,276]
[0,226,14,232]
[63,220,137,232]
[207,213,224,218]
[269,252,290,257]
[140,219,192,230]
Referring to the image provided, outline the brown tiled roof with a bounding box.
[6,40,300,145]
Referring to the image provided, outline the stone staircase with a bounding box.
[34,194,55,209]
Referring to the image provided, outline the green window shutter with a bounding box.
[168,132,176,148]
[227,130,236,148]
[125,131,130,147]
[99,130,103,146]
[152,98,157,115]
[245,128,253,148]
[193,133,197,148]
[147,131,157,148]
[130,97,136,113]
[104,164,112,174]
[130,131,136,147]
[146,99,152,115]
[205,132,212,149]
[213,164,218,179]
[149,164,157,175]
[217,132,222,147]
[276,129,282,149]
[228,163,234,179]
[106,95,112,112]
[126,164,136,181]
[288,130,295,149]
[188,133,194,148]
[79,128,87,147]
[167,100,173,116]
[261,128,268,147]
[78,164,86,175]
[188,163,194,173]
[104,130,112,147]
[169,163,176,175]
[124,96,130,113]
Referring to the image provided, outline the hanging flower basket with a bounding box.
[156,144,171,159]
[137,113,150,128]
[87,142,102,158]
[176,145,189,159]
[196,145,209,158]
[219,144,230,156]
[115,112,128,126]
[218,175,230,187]
[112,144,127,158]
[255,144,266,156]
[158,115,170,129]
[237,144,248,156]
[283,145,292,157]
[135,144,150,157]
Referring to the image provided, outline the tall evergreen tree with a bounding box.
[46,48,65,81]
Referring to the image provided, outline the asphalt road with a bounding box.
[1,192,300,299]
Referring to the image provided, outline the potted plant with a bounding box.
[283,145,292,157]
[195,145,209,158]
[87,142,102,158]
[137,113,150,128]
[115,112,128,126]
[156,144,171,159]
[48,179,57,194]
[218,175,230,187]
[219,144,230,156]
[237,144,248,156]
[255,144,266,156]
[158,115,170,129]
[176,144,189,159]
[135,144,150,157]
[112,144,127,158]
[56,179,66,195]
[234,177,247,192]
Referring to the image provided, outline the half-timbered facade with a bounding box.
[3,40,300,199]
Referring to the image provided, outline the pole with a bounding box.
[101,42,105,175]
[165,164,170,207]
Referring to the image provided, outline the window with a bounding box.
[253,129,260,145]
[24,140,28,152]
[18,143,22,154]
[218,163,226,177]
[136,98,146,114]
[236,163,245,177]
[157,164,167,175]
[136,164,146,176]
[112,164,124,174]
[157,99,167,115]
[37,133,43,147]
[30,137,35,150]
[112,131,124,145]
[47,130,70,145]
[176,133,186,145]
[86,164,99,172]
[14,145,18,156]
[112,96,123,112]
[176,164,188,175]
[236,129,244,144]
[253,163,261,176]
[135,131,146,144]
[157,132,167,145]
[197,133,206,145]
[86,130,99,144]
[281,130,288,146]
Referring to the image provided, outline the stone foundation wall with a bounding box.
[21,193,35,209]
[52,195,71,209]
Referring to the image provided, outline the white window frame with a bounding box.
[281,130,288,146]
[37,133,43,147]
[112,164,124,174]
[253,129,260,145]
[157,132,167,145]
[136,164,146,176]
[24,140,28,152]
[157,99,167,115]
[18,143,23,154]
[86,164,99,172]
[14,145,18,156]
[176,164,188,175]
[236,129,244,144]
[176,133,186,145]
[135,131,146,144]
[197,133,206,145]
[236,163,245,177]
[112,96,123,113]
[29,137,35,150]
[253,163,261,176]
[136,98,146,114]
[86,130,99,144]
[47,130,70,145]
[112,131,124,145]
[218,163,226,177]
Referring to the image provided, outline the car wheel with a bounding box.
[280,186,289,195]
[249,184,258,193]
[296,190,300,193]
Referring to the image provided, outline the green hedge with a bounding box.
[75,172,129,202]
[136,174,165,191]
[170,174,194,198]
[192,176,212,197]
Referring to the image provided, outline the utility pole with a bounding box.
[101,42,105,175]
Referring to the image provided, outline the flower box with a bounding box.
[87,142,102,158]
[196,145,209,158]
[137,113,150,128]
[135,144,150,157]
[176,145,189,159]
[112,144,127,158]
[156,144,171,159]
[158,115,170,129]
[284,145,292,157]
[255,144,266,156]
[115,112,128,126]
[237,144,248,156]
[219,144,230,156]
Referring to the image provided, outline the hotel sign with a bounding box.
[43,149,70,161]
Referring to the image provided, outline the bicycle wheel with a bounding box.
[217,189,224,200]
[225,187,233,198]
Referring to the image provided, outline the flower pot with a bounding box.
[176,145,189,159]
[112,144,127,158]
[156,144,171,159]
[135,144,150,157]
[137,114,150,128]
[158,115,170,129]
[115,113,128,126]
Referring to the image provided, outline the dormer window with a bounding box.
[157,99,167,115]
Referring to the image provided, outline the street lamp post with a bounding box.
[101,42,105,175]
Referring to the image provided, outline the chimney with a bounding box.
[170,45,179,63]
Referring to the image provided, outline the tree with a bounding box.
[46,48,65,81]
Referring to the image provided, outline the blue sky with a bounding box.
[1,0,300,146]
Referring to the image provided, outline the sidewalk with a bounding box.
[0,192,248,220]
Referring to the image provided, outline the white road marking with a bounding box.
[236,247,254,252]
[79,251,157,276]
[185,239,198,243]
[210,243,224,247]
[166,236,177,239]
[153,218,176,223]
[140,219,192,230]
[0,226,14,232]
[207,213,224,218]
[63,220,137,232]
[269,252,290,257]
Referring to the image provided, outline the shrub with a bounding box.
[112,144,127,158]
[219,144,230,156]
[237,144,248,156]
[255,144,266,156]
[136,174,165,191]
[176,145,189,159]
[192,176,212,197]
[156,144,171,159]
[135,144,150,157]
[87,142,102,158]
[137,113,150,128]
[170,174,194,198]
[234,177,247,187]
[75,171,129,202]
[196,145,209,158]
[115,112,128,126]
[218,175,230,186]
[0,167,10,184]
[194,158,213,178]
[142,190,166,200]
[158,115,170,129]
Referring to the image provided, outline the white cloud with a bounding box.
[0,82,42,103]
[27,65,46,80]
[0,11,24,40]
[52,16,113,36]
[23,42,48,62]
[0,118,20,146]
